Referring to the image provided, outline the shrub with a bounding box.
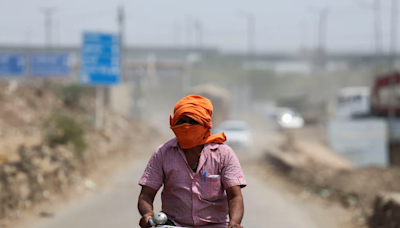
[57,83,84,108]
[43,111,87,157]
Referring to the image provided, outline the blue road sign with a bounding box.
[29,54,70,76]
[0,54,26,76]
[80,32,121,86]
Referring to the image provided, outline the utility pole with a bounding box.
[389,0,398,119]
[183,17,204,49]
[374,0,383,67]
[308,6,330,73]
[104,4,126,109]
[237,11,256,58]
[118,5,125,81]
[247,14,256,57]
[360,0,383,74]
[299,21,308,51]
[317,7,330,55]
[185,16,193,48]
[173,22,181,47]
[41,7,55,49]
[390,0,398,68]
[246,13,255,111]
[237,11,256,115]
[25,30,32,47]
[360,0,384,70]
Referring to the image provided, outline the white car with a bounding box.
[216,120,252,149]
[266,107,304,129]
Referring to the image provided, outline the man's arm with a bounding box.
[138,186,158,228]
[226,185,244,228]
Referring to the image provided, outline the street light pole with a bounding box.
[390,0,398,68]
[317,7,330,53]
[359,0,383,71]
[237,11,256,57]
[173,21,181,47]
[308,6,330,73]
[247,14,256,57]
[184,17,204,49]
[185,16,193,48]
[374,0,383,67]
[118,5,125,81]
[237,11,256,115]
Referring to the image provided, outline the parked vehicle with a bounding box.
[335,72,400,119]
[216,120,252,149]
[371,72,400,116]
[266,107,304,129]
[336,87,371,118]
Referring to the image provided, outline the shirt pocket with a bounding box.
[201,175,222,202]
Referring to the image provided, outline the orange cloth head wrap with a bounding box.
[170,95,226,149]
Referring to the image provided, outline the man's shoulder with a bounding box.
[207,143,239,166]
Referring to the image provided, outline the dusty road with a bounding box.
[21,155,345,228]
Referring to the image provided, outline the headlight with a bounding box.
[281,113,293,123]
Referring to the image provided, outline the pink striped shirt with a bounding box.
[139,138,246,228]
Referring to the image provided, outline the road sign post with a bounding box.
[95,87,105,130]
[81,32,121,130]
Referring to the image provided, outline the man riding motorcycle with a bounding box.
[138,95,246,228]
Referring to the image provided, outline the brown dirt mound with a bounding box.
[265,133,400,227]
[317,167,400,209]
[0,80,159,224]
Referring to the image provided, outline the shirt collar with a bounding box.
[172,138,179,148]
[207,143,220,150]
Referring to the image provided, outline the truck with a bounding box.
[336,72,400,118]
[188,84,231,127]
[371,71,400,117]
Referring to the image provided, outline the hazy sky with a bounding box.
[0,0,397,53]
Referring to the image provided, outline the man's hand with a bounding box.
[228,221,244,228]
[139,213,153,228]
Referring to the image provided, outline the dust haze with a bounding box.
[1,1,400,228]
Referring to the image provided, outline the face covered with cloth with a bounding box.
[170,95,227,149]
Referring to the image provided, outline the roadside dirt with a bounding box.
[0,80,163,227]
[6,134,169,228]
[264,126,400,228]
